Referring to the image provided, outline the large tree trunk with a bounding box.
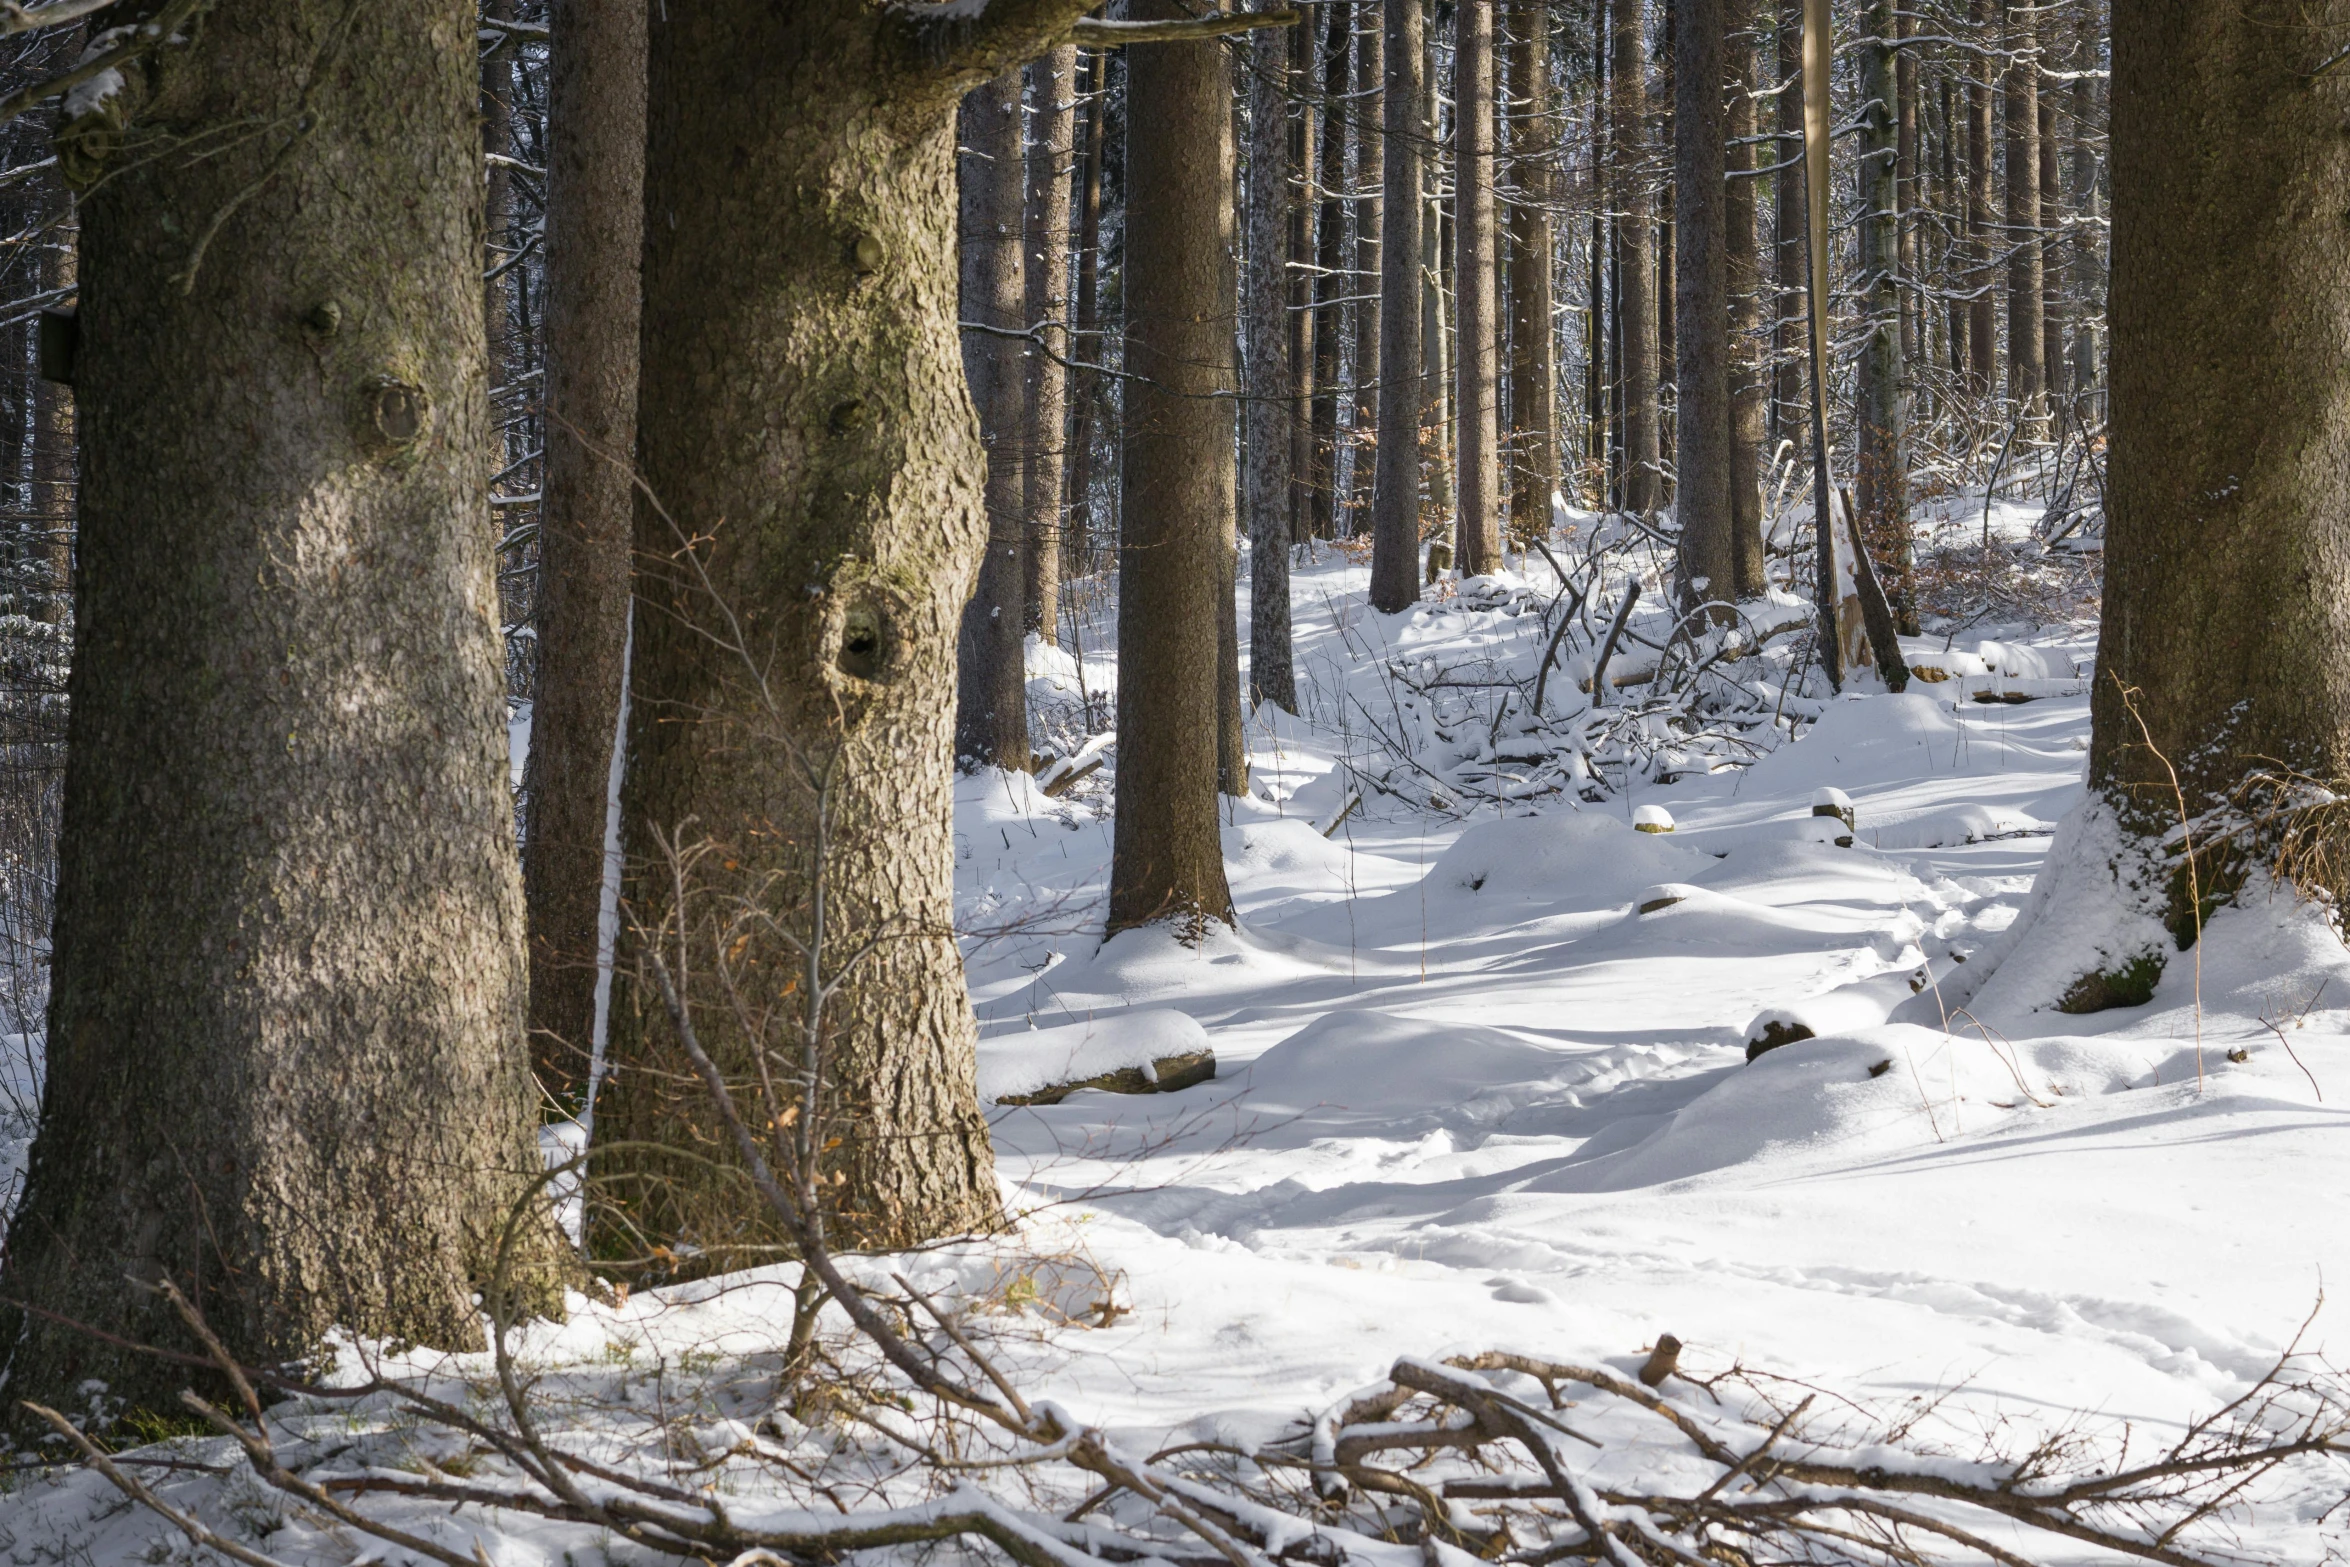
[1349,8,1383,537]
[2066,18,2103,417]
[1244,9,1300,707]
[1368,0,1426,612]
[1422,20,1454,528]
[1771,0,1804,453]
[1066,50,1108,574]
[1505,0,1556,547]
[1854,0,1914,633]
[1941,75,1968,392]
[1453,0,1502,573]
[2002,0,2045,435]
[1725,2,1769,599]
[1972,0,2350,1014]
[1672,0,1731,619]
[2037,90,2064,406]
[593,2,1117,1262]
[1023,48,1078,645]
[955,67,1033,770]
[524,0,648,1112]
[1966,0,1995,401]
[1309,4,1350,542]
[1288,18,1320,550]
[1108,4,1240,939]
[1612,0,1661,514]
[0,0,563,1422]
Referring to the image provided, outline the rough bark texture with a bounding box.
[1309,4,1349,541]
[1771,1,1803,450]
[524,0,647,1110]
[1066,50,1108,569]
[2001,0,2045,434]
[1349,8,1382,536]
[1672,0,1731,618]
[1368,0,1426,613]
[1966,0,1995,399]
[1244,7,1299,707]
[2036,91,2063,404]
[1724,9,1769,599]
[593,3,1031,1265]
[1023,47,1077,643]
[1505,0,1556,545]
[2065,25,2102,416]
[1288,17,1319,548]
[1107,4,1239,938]
[2092,0,2350,819]
[1454,0,1502,573]
[955,67,1031,772]
[1854,0,1914,633]
[30,200,71,623]
[0,0,563,1424]
[1611,0,1661,514]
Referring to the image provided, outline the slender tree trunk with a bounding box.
[1245,8,1299,707]
[1454,0,1502,572]
[1109,5,1240,938]
[1611,0,1660,513]
[2002,0,2045,434]
[1966,0,1996,401]
[1421,50,1454,529]
[1350,6,1383,537]
[29,212,70,623]
[1369,0,1426,612]
[523,0,648,1110]
[2066,20,2102,416]
[1725,3,1769,598]
[955,67,1032,769]
[2037,89,2063,407]
[1066,50,1108,575]
[1854,0,1913,633]
[1771,0,1803,453]
[1310,3,1349,541]
[1505,0,1556,545]
[1288,17,1320,549]
[1673,0,1731,616]
[1896,9,1919,372]
[598,2,1108,1263]
[1941,74,1968,391]
[1,0,563,1422]
[1023,47,1077,644]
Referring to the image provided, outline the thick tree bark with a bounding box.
[1066,49,1108,571]
[594,2,1104,1263]
[1673,0,1730,619]
[955,67,1033,769]
[1309,3,1349,541]
[1612,0,1661,514]
[1422,20,1454,527]
[1244,8,1299,708]
[1023,48,1078,644]
[0,0,563,1422]
[1505,0,1556,546]
[1454,0,1502,573]
[1368,0,1426,613]
[1349,7,1382,536]
[524,0,648,1112]
[2002,0,2045,434]
[1108,4,1240,938]
[1725,4,1769,599]
[1966,0,1996,400]
[1896,11,1919,372]
[1854,0,1914,633]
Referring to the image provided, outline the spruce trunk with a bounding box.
[1725,6,1769,598]
[1672,0,1732,620]
[1453,0,1502,574]
[1611,0,1661,514]
[2002,0,2045,435]
[1505,0,1556,547]
[1854,0,1914,633]
[1023,48,1077,644]
[1244,8,1300,707]
[1369,0,1427,613]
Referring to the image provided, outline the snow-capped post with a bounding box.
[1633,804,1675,834]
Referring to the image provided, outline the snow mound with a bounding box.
[977,1010,1214,1103]
[1867,802,2051,851]
[1424,810,1708,911]
[1239,1011,1565,1115]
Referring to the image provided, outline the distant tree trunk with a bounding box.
[1454,0,1502,572]
[1245,9,1300,707]
[1725,4,1769,598]
[955,67,1032,770]
[2002,0,2045,434]
[1612,0,1660,513]
[1424,16,1455,526]
[1066,49,1108,574]
[1288,17,1320,548]
[2037,90,2063,406]
[523,0,648,1110]
[1109,4,1240,938]
[1941,75,1968,390]
[1966,0,1996,400]
[1369,0,1426,612]
[29,213,70,622]
[1896,11,1919,372]
[1990,0,2350,1008]
[1656,4,1676,499]
[1854,0,1913,633]
[1349,7,1383,536]
[1309,3,1350,540]
[1673,0,1732,616]
[2066,25,2102,416]
[0,0,563,1423]
[1505,0,1556,545]
[1771,1,1804,453]
[1023,47,1077,644]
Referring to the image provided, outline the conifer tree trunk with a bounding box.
[1024,47,1078,644]
[1854,0,1913,632]
[956,66,1033,769]
[1941,75,1968,389]
[1673,0,1732,616]
[1725,5,1769,598]
[2037,90,2063,405]
[0,0,563,1422]
[1245,8,1300,707]
[2066,23,2102,416]
[1350,9,1383,536]
[1289,19,1321,549]
[1454,0,1503,572]
[1310,4,1350,540]
[1966,0,1996,400]
[1505,0,1557,545]
[1369,0,1426,612]
[1896,13,1919,371]
[2002,0,2045,434]
[1108,2,1240,938]
[524,0,648,1109]
[1612,0,1661,513]
[1067,50,1109,571]
[1771,1,1804,451]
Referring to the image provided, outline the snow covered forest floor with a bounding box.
[4,493,2348,1566]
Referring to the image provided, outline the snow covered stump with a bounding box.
[1811,786,1855,845]
[1632,804,1674,834]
